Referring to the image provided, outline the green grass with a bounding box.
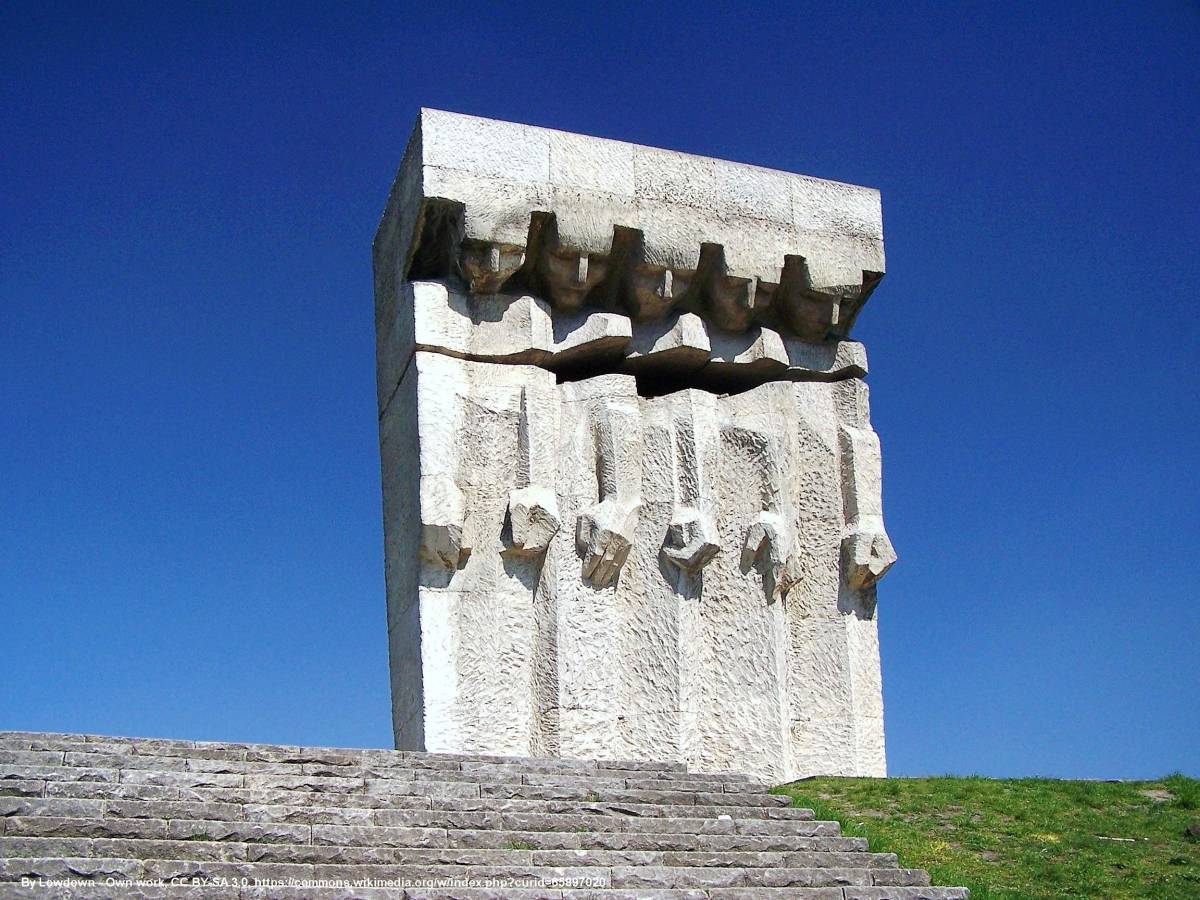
[772,774,1200,899]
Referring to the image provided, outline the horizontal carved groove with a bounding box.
[551,355,862,399]
[398,280,868,402]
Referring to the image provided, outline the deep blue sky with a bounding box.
[3,2,1197,779]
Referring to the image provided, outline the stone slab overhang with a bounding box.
[374,109,886,345]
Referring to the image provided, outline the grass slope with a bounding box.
[772,774,1200,899]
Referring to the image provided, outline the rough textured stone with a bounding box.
[375,113,897,783]
[2,817,166,840]
[42,782,177,801]
[0,781,44,798]
[378,109,885,340]
[0,837,92,858]
[843,890,971,900]
[706,891,843,900]
[0,797,102,819]
[165,818,310,844]
[16,732,972,900]
[0,857,145,881]
[1,765,117,784]
[379,349,892,781]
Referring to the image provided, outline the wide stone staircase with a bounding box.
[0,732,968,899]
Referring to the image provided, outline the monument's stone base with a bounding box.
[0,731,969,898]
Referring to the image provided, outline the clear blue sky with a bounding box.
[3,1,1197,779]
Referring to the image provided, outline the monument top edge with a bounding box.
[414,107,883,197]
[375,107,888,342]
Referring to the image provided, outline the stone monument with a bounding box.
[373,109,896,783]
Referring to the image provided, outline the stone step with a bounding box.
[0,794,815,824]
[0,887,970,900]
[14,777,792,811]
[0,783,43,799]
[438,830,868,853]
[0,765,781,807]
[26,778,788,813]
[321,816,839,841]
[0,732,968,899]
[443,797,808,819]
[1,800,816,834]
[285,797,809,822]
[0,747,755,788]
[0,822,866,853]
[0,836,898,868]
[0,734,704,776]
[0,814,839,844]
[0,855,937,889]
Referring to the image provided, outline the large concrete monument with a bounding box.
[373,110,896,782]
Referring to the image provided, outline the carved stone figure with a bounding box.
[373,110,897,781]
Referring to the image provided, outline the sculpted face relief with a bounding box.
[374,110,896,781]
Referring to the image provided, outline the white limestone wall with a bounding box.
[377,109,885,294]
[379,346,889,781]
[372,112,896,782]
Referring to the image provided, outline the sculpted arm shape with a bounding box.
[576,398,642,588]
[661,394,720,574]
[739,430,799,602]
[839,424,897,590]
[505,385,561,558]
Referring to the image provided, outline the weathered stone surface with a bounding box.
[104,799,238,820]
[0,886,221,900]
[0,836,92,858]
[705,891,843,900]
[378,281,870,416]
[404,891,564,900]
[372,808,502,830]
[377,110,885,341]
[118,770,242,789]
[1,765,117,784]
[843,890,971,900]
[735,820,842,838]
[874,868,935,886]
[0,751,64,768]
[61,751,183,771]
[363,776,481,799]
[374,115,898,784]
[480,783,694,807]
[0,780,44,798]
[0,797,102,819]
[311,823,448,847]
[0,856,145,881]
[147,859,315,881]
[841,423,898,590]
[610,864,745,888]
[241,802,376,825]
[93,837,249,861]
[3,816,167,840]
[379,354,891,780]
[43,782,176,801]
[241,773,362,793]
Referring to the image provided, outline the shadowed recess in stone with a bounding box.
[387,280,870,400]
[407,200,883,346]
